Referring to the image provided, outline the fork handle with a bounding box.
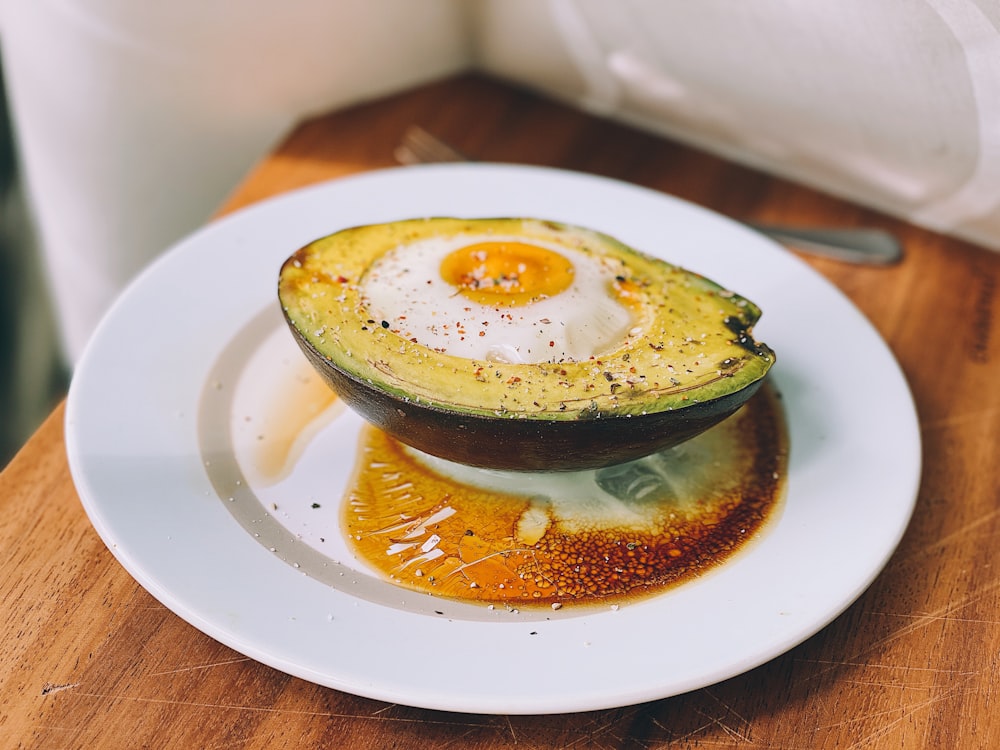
[745,223,902,265]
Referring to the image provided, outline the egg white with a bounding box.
[358,234,634,363]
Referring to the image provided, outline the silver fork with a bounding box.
[394,126,902,266]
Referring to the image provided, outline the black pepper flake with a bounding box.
[311,503,321,509]
[381,320,390,328]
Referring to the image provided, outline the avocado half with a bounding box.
[278,217,774,471]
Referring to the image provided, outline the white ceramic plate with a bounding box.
[66,164,920,714]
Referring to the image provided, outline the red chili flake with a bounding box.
[549,341,555,347]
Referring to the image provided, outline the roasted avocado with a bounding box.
[278,217,774,470]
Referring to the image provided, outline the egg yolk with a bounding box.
[439,241,574,306]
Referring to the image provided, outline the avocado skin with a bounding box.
[279,217,774,471]
[290,329,765,471]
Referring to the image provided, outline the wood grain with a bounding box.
[2,73,998,749]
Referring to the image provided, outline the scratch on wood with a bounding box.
[795,659,976,675]
[868,612,1000,626]
[50,691,533,734]
[818,676,975,750]
[793,574,1000,689]
[41,682,80,696]
[561,733,614,750]
[844,677,977,691]
[149,657,253,676]
[864,576,1000,653]
[897,506,1000,563]
[704,688,753,738]
[505,714,517,743]
[559,710,637,750]
[920,407,999,432]
[563,733,620,750]
[436,726,490,750]
[653,689,753,745]
[627,690,760,746]
[652,716,716,745]
[693,707,752,743]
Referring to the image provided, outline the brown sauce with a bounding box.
[342,385,787,608]
[252,363,340,484]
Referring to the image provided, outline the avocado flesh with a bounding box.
[278,217,774,470]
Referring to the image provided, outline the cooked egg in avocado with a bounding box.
[278,217,774,471]
[361,233,636,364]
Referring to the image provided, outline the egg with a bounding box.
[358,234,636,364]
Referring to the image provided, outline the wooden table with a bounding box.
[3,74,998,749]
